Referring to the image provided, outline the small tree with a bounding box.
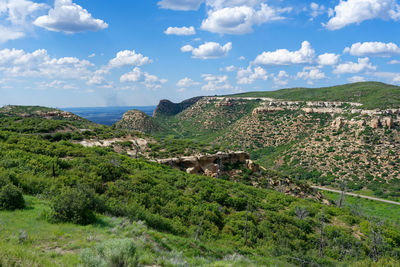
[338,182,347,208]
[51,185,97,225]
[0,184,25,210]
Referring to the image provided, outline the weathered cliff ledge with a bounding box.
[156,151,258,177]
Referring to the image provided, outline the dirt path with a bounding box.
[312,186,400,206]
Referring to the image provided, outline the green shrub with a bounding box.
[50,185,97,225]
[80,238,138,267]
[0,184,25,210]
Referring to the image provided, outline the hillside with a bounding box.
[115,82,400,201]
[1,116,400,266]
[114,109,163,134]
[227,82,400,110]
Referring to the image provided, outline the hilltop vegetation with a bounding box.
[227,82,400,109]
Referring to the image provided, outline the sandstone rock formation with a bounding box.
[115,110,163,133]
[156,151,252,177]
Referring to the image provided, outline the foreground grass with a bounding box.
[0,196,291,267]
[323,191,400,225]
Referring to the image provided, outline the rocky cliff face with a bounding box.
[156,151,253,177]
[115,110,162,133]
[153,97,203,117]
[148,96,400,189]
[156,151,326,202]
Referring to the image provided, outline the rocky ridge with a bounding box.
[115,109,163,133]
[156,151,326,202]
[153,96,203,117]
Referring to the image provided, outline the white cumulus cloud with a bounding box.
[34,0,108,33]
[271,70,289,87]
[165,26,196,35]
[108,50,152,69]
[201,74,232,91]
[0,48,93,80]
[333,57,376,74]
[297,67,326,80]
[324,0,400,30]
[309,2,325,19]
[236,66,268,84]
[120,67,166,89]
[177,77,200,87]
[0,26,25,43]
[181,42,232,59]
[254,41,315,66]
[201,4,290,34]
[0,0,48,42]
[344,42,400,57]
[317,53,340,66]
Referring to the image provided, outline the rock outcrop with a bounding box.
[153,97,203,117]
[115,110,163,133]
[157,151,252,177]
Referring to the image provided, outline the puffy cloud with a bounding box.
[0,48,107,89]
[176,77,200,87]
[182,42,232,59]
[201,74,232,91]
[324,0,400,30]
[120,67,166,89]
[4,0,48,25]
[0,26,25,43]
[201,4,290,34]
[348,76,367,83]
[181,45,194,53]
[0,0,48,42]
[309,2,325,19]
[236,66,268,84]
[271,70,289,87]
[0,48,93,79]
[34,0,108,33]
[120,67,143,83]
[164,26,196,35]
[344,42,400,57]
[333,57,376,74]
[108,50,152,69]
[317,53,340,66]
[157,0,204,11]
[254,41,315,66]
[297,67,326,80]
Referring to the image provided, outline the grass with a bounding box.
[323,191,400,225]
[0,196,293,267]
[226,82,400,109]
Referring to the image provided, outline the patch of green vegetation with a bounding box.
[323,191,400,225]
[226,82,400,109]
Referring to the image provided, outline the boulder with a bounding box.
[331,117,345,130]
[382,117,394,129]
[370,117,381,129]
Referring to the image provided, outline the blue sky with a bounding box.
[0,0,400,107]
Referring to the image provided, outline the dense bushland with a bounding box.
[0,128,399,266]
